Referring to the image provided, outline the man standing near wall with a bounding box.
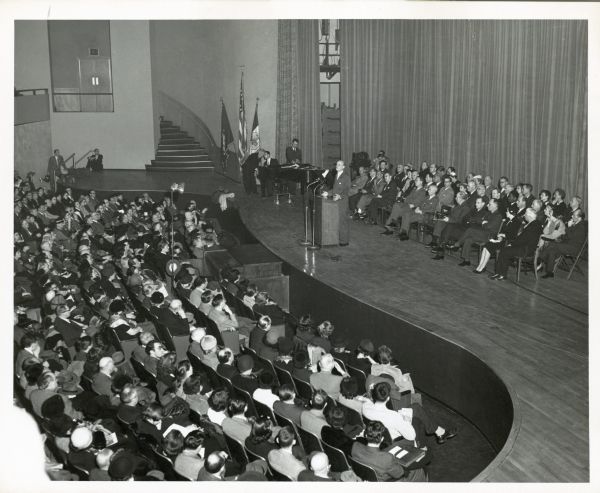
[47,149,64,192]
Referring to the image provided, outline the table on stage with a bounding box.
[277,164,321,194]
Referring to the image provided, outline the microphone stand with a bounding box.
[299,177,323,246]
[307,181,323,251]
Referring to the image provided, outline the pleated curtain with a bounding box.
[340,20,587,205]
[276,20,323,167]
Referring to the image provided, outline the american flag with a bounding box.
[237,73,247,164]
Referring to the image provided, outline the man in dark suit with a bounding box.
[491,208,543,280]
[321,160,352,246]
[241,150,261,195]
[433,196,487,259]
[258,150,279,197]
[350,421,429,482]
[540,209,587,279]
[367,171,397,224]
[86,148,104,172]
[452,198,504,267]
[47,149,65,192]
[285,138,302,164]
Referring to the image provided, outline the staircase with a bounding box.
[145,118,214,171]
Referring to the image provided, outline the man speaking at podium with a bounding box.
[322,160,351,246]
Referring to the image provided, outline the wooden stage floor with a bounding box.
[73,171,589,482]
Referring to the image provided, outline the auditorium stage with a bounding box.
[72,170,589,482]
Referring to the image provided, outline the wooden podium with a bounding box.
[314,196,339,246]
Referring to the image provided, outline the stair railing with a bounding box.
[64,149,95,169]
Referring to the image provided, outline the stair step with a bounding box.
[159,138,196,144]
[158,143,204,149]
[156,149,207,155]
[152,155,209,162]
[151,159,212,166]
[146,164,214,171]
[160,127,183,134]
[159,119,173,126]
[160,132,190,139]
[156,152,209,159]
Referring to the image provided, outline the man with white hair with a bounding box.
[298,452,332,481]
[156,299,191,336]
[491,207,544,281]
[197,451,228,481]
[92,356,120,405]
[309,353,346,400]
[89,448,114,481]
[188,327,207,359]
[199,335,219,370]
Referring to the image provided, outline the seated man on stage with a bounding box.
[366,171,397,225]
[321,160,352,246]
[86,148,104,172]
[490,207,543,281]
[539,208,587,279]
[285,138,302,165]
[383,176,427,238]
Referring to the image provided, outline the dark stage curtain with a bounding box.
[340,20,587,204]
[276,20,323,167]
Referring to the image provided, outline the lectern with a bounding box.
[314,196,339,246]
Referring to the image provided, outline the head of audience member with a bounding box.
[248,416,274,445]
[204,451,228,479]
[98,356,116,377]
[162,430,185,459]
[383,171,392,184]
[211,293,226,310]
[455,191,467,205]
[570,196,583,212]
[149,291,164,307]
[227,396,248,419]
[276,426,296,451]
[414,176,423,189]
[277,384,296,404]
[200,290,213,305]
[183,429,206,457]
[466,180,476,194]
[208,389,230,414]
[237,355,254,375]
[475,197,486,211]
[487,198,499,213]
[539,189,551,204]
[120,383,139,407]
[277,337,295,358]
[309,452,331,478]
[553,188,566,203]
[190,327,206,344]
[257,315,272,332]
[522,183,533,197]
[377,345,394,365]
[326,406,348,431]
[310,389,329,412]
[145,340,167,360]
[427,184,438,197]
[297,314,314,335]
[371,381,392,404]
[340,376,359,401]
[200,335,217,355]
[317,321,334,340]
[570,208,585,225]
[368,168,377,180]
[318,353,335,373]
[258,370,276,391]
[357,339,375,358]
[70,426,94,451]
[364,420,387,447]
[524,208,537,224]
[217,348,234,366]
[183,373,208,397]
[96,448,114,472]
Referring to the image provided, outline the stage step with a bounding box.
[158,143,205,150]
[156,149,207,156]
[159,137,196,144]
[160,131,189,139]
[152,155,209,162]
[160,127,183,134]
[145,164,214,171]
[159,119,173,126]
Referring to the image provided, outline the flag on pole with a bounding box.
[220,100,235,171]
[237,73,247,165]
[249,99,260,154]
